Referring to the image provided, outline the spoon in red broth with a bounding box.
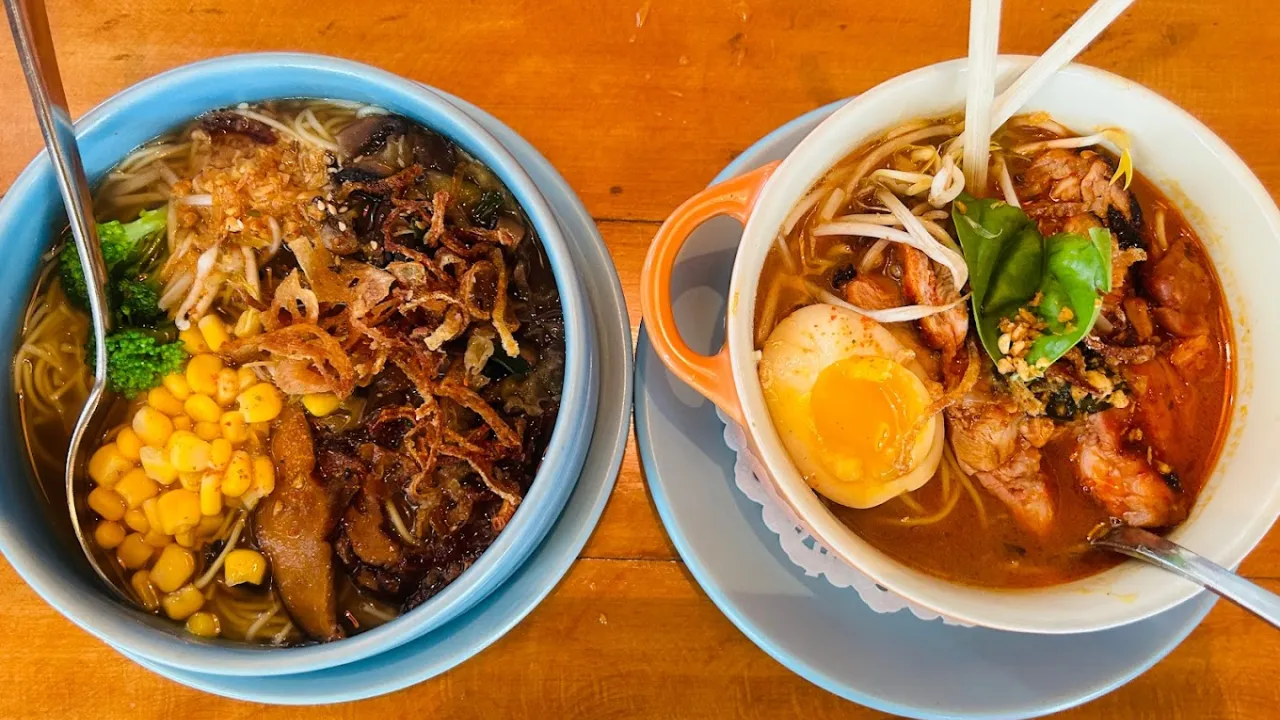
[1090,525,1280,629]
[5,0,132,602]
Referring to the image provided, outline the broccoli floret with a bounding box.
[59,208,167,308]
[114,279,165,328]
[92,329,188,399]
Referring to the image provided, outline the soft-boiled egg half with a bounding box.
[758,303,943,509]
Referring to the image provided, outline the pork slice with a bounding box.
[946,377,1056,536]
[1075,408,1184,527]
[255,405,343,641]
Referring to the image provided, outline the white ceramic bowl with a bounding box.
[642,56,1280,634]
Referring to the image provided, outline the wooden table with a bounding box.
[2,1,1278,717]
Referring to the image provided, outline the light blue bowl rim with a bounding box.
[0,52,596,676]
[633,98,1216,719]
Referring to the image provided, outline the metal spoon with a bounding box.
[1091,525,1280,629]
[5,0,130,601]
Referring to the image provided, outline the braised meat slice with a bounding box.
[1021,148,1132,222]
[255,405,343,641]
[946,375,1056,535]
[1075,408,1184,527]
[898,246,969,386]
[1143,238,1213,337]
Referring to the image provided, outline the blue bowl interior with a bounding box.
[0,53,597,676]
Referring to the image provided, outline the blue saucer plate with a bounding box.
[634,100,1215,720]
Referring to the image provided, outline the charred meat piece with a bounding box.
[946,375,1056,535]
[1142,238,1213,337]
[1075,408,1185,527]
[200,111,276,144]
[255,405,343,641]
[898,245,968,385]
[1021,149,1132,220]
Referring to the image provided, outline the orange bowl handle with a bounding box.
[640,162,779,426]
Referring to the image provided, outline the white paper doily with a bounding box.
[717,407,970,626]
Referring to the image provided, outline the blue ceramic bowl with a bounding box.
[0,53,598,676]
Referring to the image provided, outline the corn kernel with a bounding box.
[184,394,222,424]
[167,431,211,473]
[200,473,223,516]
[197,314,230,352]
[302,392,341,417]
[194,421,222,442]
[151,545,195,592]
[117,533,154,569]
[146,386,186,416]
[178,471,204,492]
[195,513,224,537]
[237,383,283,424]
[250,421,271,438]
[143,529,172,548]
[173,415,193,431]
[224,548,268,586]
[185,611,222,638]
[252,455,276,497]
[174,529,196,548]
[124,508,150,534]
[218,411,248,444]
[162,373,192,401]
[94,521,126,550]
[186,354,224,396]
[115,427,143,461]
[114,468,160,509]
[161,585,204,621]
[156,489,201,535]
[88,444,133,486]
[132,406,174,448]
[141,498,162,533]
[139,446,178,485]
[233,308,262,338]
[87,486,126,521]
[208,438,233,470]
[179,327,209,354]
[222,452,253,497]
[131,570,160,611]
[236,366,257,390]
[215,368,240,407]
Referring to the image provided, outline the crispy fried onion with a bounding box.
[222,323,356,398]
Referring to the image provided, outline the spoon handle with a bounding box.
[4,0,112,360]
[1094,526,1280,629]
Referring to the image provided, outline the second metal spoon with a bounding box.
[1091,525,1280,629]
[5,0,129,601]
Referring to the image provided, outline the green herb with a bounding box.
[953,193,1112,369]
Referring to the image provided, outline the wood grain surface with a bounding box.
[1,1,1278,717]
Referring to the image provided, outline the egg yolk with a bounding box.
[808,355,927,483]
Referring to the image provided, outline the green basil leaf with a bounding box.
[1025,227,1113,365]
[953,193,1114,372]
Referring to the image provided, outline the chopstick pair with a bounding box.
[961,0,1138,191]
